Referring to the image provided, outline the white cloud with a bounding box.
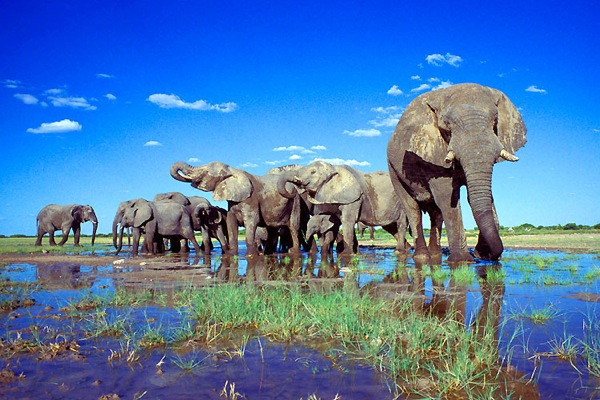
[343,128,381,137]
[3,79,21,89]
[426,53,463,67]
[105,93,117,100]
[48,96,97,110]
[289,154,302,160]
[96,73,114,79]
[433,81,453,90]
[27,119,82,134]
[143,141,162,147]
[427,77,440,83]
[411,84,432,93]
[593,129,600,133]
[387,85,403,96]
[310,145,327,151]
[369,116,400,128]
[411,75,421,80]
[265,159,287,165]
[188,157,200,163]
[240,162,258,168]
[14,93,38,105]
[369,106,403,128]
[148,93,238,113]
[44,88,64,95]
[525,85,547,94]
[273,145,306,152]
[314,157,371,167]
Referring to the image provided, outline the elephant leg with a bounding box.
[201,228,212,255]
[187,233,202,255]
[427,207,443,257]
[132,229,141,257]
[216,228,229,254]
[339,206,359,254]
[35,227,45,246]
[48,230,57,246]
[388,167,428,261]
[226,212,239,255]
[58,226,71,246]
[72,224,82,246]
[287,197,302,255]
[430,180,473,263]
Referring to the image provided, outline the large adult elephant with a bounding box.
[170,161,306,256]
[278,161,409,254]
[113,198,201,256]
[35,204,98,246]
[387,83,526,262]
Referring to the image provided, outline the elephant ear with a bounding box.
[321,216,336,232]
[403,94,450,167]
[70,205,83,220]
[493,89,527,155]
[313,167,361,205]
[213,171,253,202]
[133,202,153,228]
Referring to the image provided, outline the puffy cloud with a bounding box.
[148,93,238,113]
[310,145,327,151]
[525,85,547,94]
[143,141,162,147]
[48,96,97,110]
[314,157,371,167]
[105,93,117,100]
[3,79,21,88]
[426,53,463,67]
[96,73,115,79]
[27,119,82,134]
[369,106,403,128]
[289,154,302,160]
[188,157,201,163]
[411,75,421,80]
[14,93,38,105]
[240,162,258,168]
[433,81,453,90]
[343,128,381,137]
[411,84,431,93]
[387,85,403,96]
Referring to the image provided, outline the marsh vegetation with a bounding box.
[0,233,599,399]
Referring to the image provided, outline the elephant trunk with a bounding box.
[91,219,98,247]
[112,215,121,249]
[464,163,503,260]
[115,225,124,255]
[277,171,300,199]
[170,161,196,182]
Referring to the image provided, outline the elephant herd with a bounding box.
[35,84,527,262]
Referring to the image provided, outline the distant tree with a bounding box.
[594,223,600,230]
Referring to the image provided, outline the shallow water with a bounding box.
[1,245,599,399]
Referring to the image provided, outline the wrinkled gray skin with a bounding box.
[113,200,152,253]
[35,204,98,246]
[279,161,409,254]
[193,197,229,254]
[306,213,342,258]
[170,161,306,256]
[387,83,526,262]
[114,198,201,257]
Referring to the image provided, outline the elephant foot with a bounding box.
[447,250,474,264]
[412,246,429,263]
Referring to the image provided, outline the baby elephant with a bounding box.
[35,204,98,246]
[306,214,343,257]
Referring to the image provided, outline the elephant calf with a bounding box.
[35,204,98,246]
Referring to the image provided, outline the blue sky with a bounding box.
[1,1,599,236]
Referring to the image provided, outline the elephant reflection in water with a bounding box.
[36,263,95,290]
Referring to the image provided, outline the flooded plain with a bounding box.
[0,244,599,399]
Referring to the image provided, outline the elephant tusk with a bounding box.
[178,172,194,180]
[500,149,519,162]
[308,194,325,205]
[444,150,455,164]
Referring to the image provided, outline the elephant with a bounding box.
[170,161,308,256]
[278,161,409,254]
[113,198,201,256]
[387,83,526,262]
[35,204,98,246]
[357,221,375,240]
[113,200,153,254]
[154,192,230,254]
[306,213,343,257]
